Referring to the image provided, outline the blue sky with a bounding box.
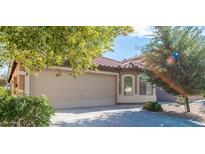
[103,35,149,61]
[103,26,152,61]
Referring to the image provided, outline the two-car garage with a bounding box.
[29,68,117,109]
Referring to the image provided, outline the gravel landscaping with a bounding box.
[161,100,205,123]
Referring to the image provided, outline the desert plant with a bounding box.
[143,101,163,112]
[143,26,205,112]
[0,95,54,127]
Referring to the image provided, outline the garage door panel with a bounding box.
[30,69,116,109]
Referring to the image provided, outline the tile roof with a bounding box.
[94,57,121,68]
[94,56,146,70]
[119,61,144,69]
[123,55,144,62]
[119,56,145,69]
[8,56,145,83]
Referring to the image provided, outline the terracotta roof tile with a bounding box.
[119,55,145,69]
[8,56,145,82]
[119,61,144,69]
[123,55,144,62]
[94,56,146,69]
[94,57,121,68]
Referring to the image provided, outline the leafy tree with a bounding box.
[0,26,133,75]
[143,26,205,112]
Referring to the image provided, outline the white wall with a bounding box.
[118,94,157,103]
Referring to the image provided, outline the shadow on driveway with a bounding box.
[51,105,204,127]
[54,104,144,114]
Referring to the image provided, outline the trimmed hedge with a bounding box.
[143,101,163,112]
[0,88,54,127]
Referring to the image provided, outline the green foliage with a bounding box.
[143,101,163,112]
[0,86,10,97]
[0,95,54,127]
[176,95,186,104]
[0,26,133,76]
[143,26,205,96]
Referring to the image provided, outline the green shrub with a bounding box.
[143,101,163,112]
[0,87,11,112]
[176,95,185,104]
[0,95,54,127]
[0,87,11,98]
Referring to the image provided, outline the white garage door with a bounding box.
[30,69,117,109]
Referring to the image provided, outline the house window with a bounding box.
[146,82,153,95]
[123,76,134,96]
[139,75,153,95]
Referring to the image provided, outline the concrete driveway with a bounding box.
[50,105,204,127]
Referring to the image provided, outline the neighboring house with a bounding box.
[156,87,176,102]
[156,86,204,103]
[8,56,157,109]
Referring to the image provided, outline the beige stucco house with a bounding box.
[8,56,157,109]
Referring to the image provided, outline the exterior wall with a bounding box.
[118,70,157,103]
[19,75,25,91]
[9,63,157,107]
[156,87,176,102]
[29,68,117,109]
[9,63,29,95]
[9,63,21,95]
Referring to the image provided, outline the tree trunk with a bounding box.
[184,96,190,112]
